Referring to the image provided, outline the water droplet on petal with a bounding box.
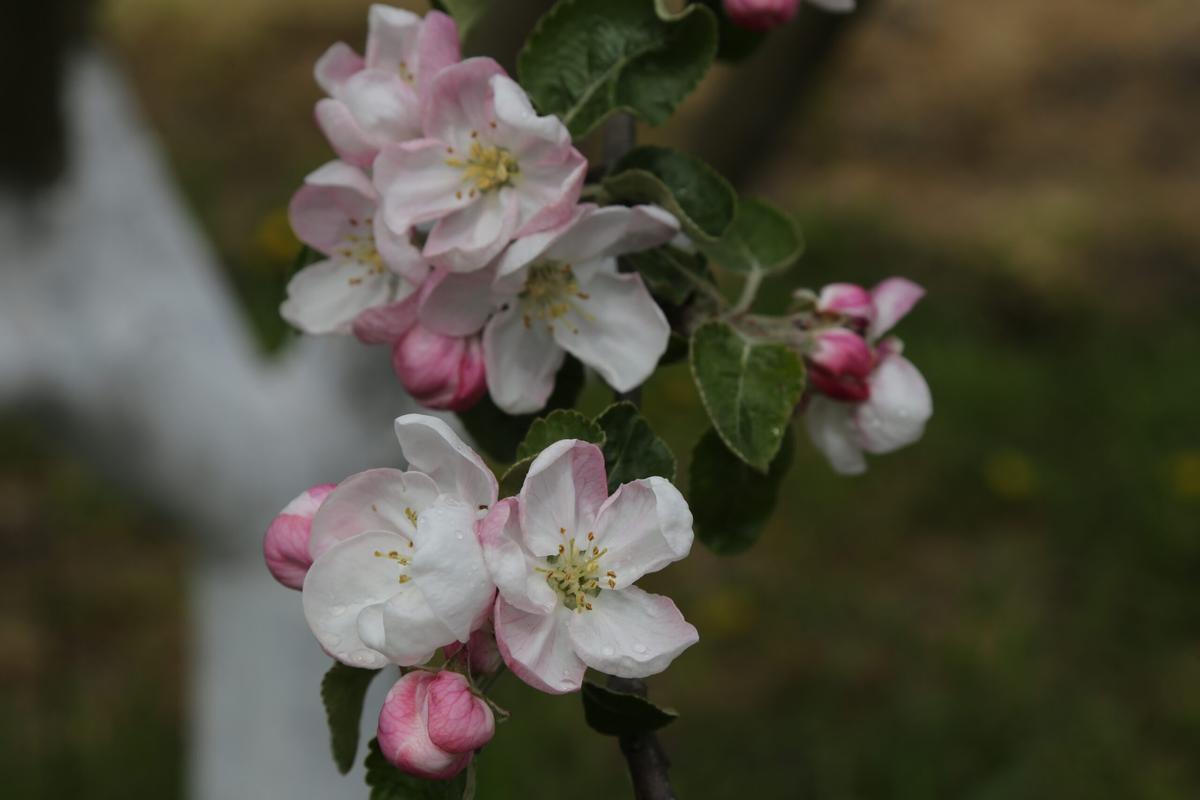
[351,649,375,665]
[330,605,347,617]
[634,643,648,654]
[602,646,615,657]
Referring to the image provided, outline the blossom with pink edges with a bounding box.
[377,670,494,780]
[353,293,486,412]
[263,483,337,590]
[314,6,461,167]
[301,415,498,669]
[806,278,932,475]
[480,440,698,694]
[374,58,587,273]
[282,160,428,335]
[419,204,679,413]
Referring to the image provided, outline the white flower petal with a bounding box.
[364,5,421,72]
[545,205,679,264]
[424,189,519,272]
[279,259,394,336]
[309,468,439,559]
[855,352,932,455]
[422,58,505,150]
[804,396,867,475]
[493,597,587,694]
[553,264,669,392]
[375,139,474,232]
[482,305,565,414]
[379,584,456,666]
[479,499,557,615]
[302,530,411,668]
[340,69,421,144]
[393,414,498,508]
[419,267,498,337]
[566,586,698,679]
[518,440,609,557]
[409,496,494,641]
[594,477,693,588]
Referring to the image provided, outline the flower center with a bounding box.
[519,261,591,331]
[446,139,520,194]
[536,529,618,613]
[336,216,386,285]
[372,506,418,584]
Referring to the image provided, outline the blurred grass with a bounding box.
[3,0,1196,797]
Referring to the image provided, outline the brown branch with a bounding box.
[608,676,677,800]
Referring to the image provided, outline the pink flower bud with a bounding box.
[816,282,874,327]
[263,483,336,590]
[378,671,494,781]
[391,324,487,412]
[724,0,800,32]
[807,328,874,402]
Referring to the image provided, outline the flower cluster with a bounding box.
[282,5,678,413]
[800,278,933,475]
[263,414,698,778]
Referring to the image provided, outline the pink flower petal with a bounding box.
[518,440,610,557]
[425,671,495,754]
[314,41,364,95]
[493,595,587,694]
[263,483,336,590]
[868,277,925,340]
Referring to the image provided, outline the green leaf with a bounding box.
[457,357,584,463]
[321,662,380,775]
[689,320,805,471]
[498,456,534,499]
[690,426,794,554]
[604,146,737,243]
[431,0,492,41]
[515,409,605,461]
[699,197,804,276]
[581,680,678,737]
[695,0,767,61]
[595,402,676,492]
[620,245,709,305]
[365,739,473,799]
[518,0,717,138]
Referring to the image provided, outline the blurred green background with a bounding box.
[3,0,1199,797]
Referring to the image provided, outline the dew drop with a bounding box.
[602,646,615,657]
[330,605,347,617]
[352,649,375,666]
[634,643,648,654]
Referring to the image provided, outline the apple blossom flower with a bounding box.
[480,440,698,694]
[302,415,498,669]
[377,669,494,780]
[420,204,679,413]
[374,57,587,273]
[282,160,428,335]
[263,483,336,590]
[314,6,461,167]
[805,278,931,475]
[353,293,486,411]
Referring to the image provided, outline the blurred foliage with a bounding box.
[4,0,1196,797]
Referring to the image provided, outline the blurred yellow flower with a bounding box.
[1167,451,1200,499]
[983,448,1036,500]
[254,209,299,267]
